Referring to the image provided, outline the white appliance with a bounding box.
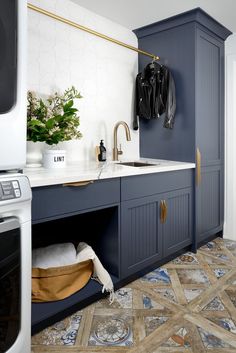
[0,1,31,353]
[0,0,27,171]
[0,174,31,353]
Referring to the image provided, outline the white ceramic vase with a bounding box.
[26,141,45,167]
[42,149,66,169]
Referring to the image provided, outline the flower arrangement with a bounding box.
[27,86,83,146]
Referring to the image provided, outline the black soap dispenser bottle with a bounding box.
[98,140,106,162]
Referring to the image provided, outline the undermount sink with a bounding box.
[117,161,158,167]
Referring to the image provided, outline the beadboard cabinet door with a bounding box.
[120,187,193,278]
[196,165,224,243]
[195,28,225,244]
[162,188,193,257]
[195,29,224,168]
[120,195,162,278]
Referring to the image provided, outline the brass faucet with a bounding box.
[113,121,131,161]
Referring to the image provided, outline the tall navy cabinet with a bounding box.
[134,8,231,246]
[195,28,225,244]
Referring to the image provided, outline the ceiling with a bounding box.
[71,0,236,32]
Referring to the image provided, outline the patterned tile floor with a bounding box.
[31,237,236,352]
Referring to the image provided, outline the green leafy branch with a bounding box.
[27,86,83,146]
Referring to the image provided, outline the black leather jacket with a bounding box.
[133,62,176,130]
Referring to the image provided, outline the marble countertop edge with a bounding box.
[24,158,196,188]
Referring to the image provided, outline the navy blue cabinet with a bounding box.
[32,178,120,223]
[31,179,121,333]
[120,170,193,277]
[134,8,231,246]
[31,170,193,332]
[121,194,162,277]
[162,188,192,257]
[196,30,224,167]
[195,28,225,244]
[196,165,224,243]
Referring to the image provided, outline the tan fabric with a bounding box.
[32,259,93,302]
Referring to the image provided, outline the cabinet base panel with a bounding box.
[197,230,223,250]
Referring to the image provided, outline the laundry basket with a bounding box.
[32,259,93,302]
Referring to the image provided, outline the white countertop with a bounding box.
[24,158,195,188]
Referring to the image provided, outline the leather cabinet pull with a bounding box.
[160,200,164,223]
[196,148,201,186]
[163,200,168,223]
[160,200,168,224]
[62,180,94,187]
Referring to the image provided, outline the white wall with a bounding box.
[28,0,139,162]
[224,34,236,240]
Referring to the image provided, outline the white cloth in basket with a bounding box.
[76,242,115,303]
[32,242,76,269]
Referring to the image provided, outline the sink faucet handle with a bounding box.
[118,144,123,155]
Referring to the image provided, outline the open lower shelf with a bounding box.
[31,275,119,335]
[31,206,120,335]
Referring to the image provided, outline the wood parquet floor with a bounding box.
[32,237,236,352]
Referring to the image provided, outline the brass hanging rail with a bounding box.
[27,3,159,61]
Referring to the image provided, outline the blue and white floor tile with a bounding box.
[31,313,82,346]
[88,316,133,347]
[140,267,171,284]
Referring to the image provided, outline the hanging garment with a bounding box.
[133,62,176,130]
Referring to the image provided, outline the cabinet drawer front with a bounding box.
[121,170,193,201]
[32,178,120,222]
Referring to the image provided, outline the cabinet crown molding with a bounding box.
[134,7,232,41]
